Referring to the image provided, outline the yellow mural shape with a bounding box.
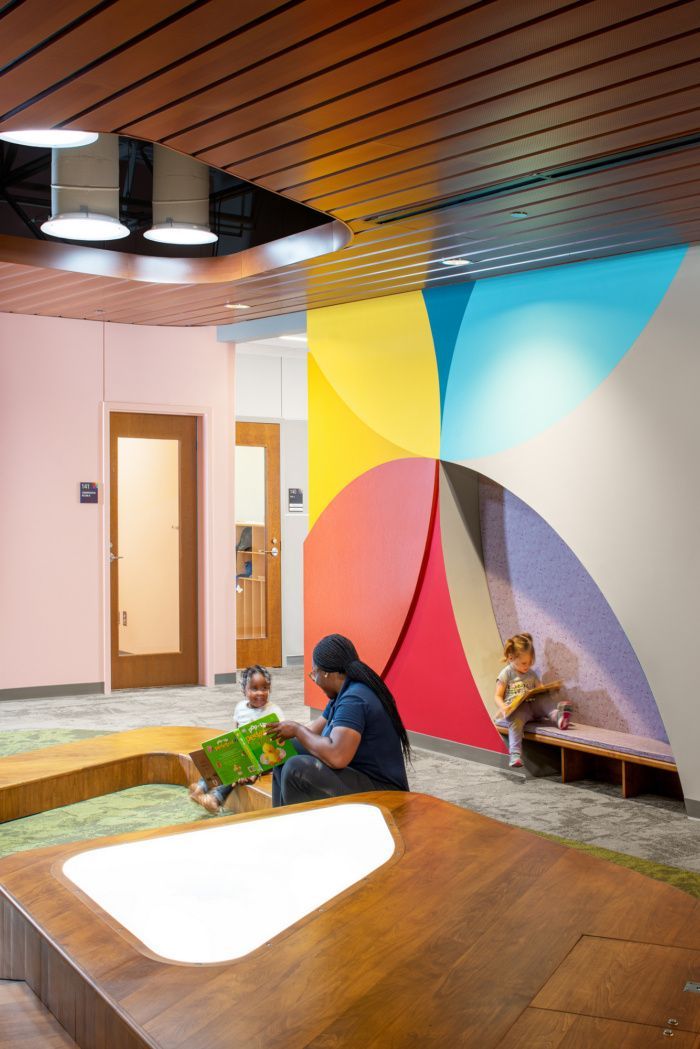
[309,356,425,524]
[307,293,440,460]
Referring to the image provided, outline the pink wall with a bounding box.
[0,313,235,692]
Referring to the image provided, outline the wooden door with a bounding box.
[235,422,282,668]
[110,412,198,689]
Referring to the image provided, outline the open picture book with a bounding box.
[190,713,298,788]
[502,680,562,718]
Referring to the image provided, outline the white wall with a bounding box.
[233,343,308,662]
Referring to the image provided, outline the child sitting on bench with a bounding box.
[494,633,571,769]
[189,665,284,814]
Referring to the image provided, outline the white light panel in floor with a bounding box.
[62,803,395,964]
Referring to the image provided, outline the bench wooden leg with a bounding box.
[561,748,588,784]
[621,760,647,799]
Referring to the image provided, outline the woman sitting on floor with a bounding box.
[265,634,411,807]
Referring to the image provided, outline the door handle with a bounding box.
[109,553,124,562]
[268,547,279,557]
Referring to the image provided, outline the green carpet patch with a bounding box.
[538,831,700,900]
[1,731,699,901]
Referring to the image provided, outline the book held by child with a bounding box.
[191,713,298,787]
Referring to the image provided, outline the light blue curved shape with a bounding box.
[441,247,686,461]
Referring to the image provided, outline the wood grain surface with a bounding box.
[0,791,699,1048]
[2,2,700,323]
[0,725,276,822]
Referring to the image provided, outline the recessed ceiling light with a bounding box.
[224,303,251,310]
[280,334,307,342]
[144,222,217,245]
[440,257,471,267]
[0,129,99,149]
[511,210,529,218]
[41,212,130,241]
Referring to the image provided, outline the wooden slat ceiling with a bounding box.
[2,0,700,325]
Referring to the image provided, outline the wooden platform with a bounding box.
[1,791,699,1049]
[0,726,272,822]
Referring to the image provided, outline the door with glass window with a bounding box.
[110,412,198,689]
[235,421,282,668]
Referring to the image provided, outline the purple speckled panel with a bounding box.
[480,478,668,743]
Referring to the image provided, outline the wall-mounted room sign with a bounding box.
[288,488,304,513]
[80,482,99,504]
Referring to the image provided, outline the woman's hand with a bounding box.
[265,720,299,742]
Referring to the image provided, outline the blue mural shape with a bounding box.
[440,246,686,460]
[422,283,474,417]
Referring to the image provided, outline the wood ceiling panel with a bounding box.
[265,57,700,202]
[0,0,195,125]
[309,96,700,219]
[199,0,696,173]
[339,111,700,226]
[0,0,101,70]
[82,0,416,137]
[160,0,580,155]
[2,0,700,324]
[6,0,287,132]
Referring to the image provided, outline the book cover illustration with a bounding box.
[200,714,297,785]
[238,714,298,769]
[502,680,562,718]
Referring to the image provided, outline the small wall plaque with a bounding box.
[288,487,304,513]
[80,482,99,504]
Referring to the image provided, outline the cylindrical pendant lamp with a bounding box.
[144,145,217,245]
[41,133,129,241]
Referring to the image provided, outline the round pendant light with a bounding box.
[41,212,129,241]
[144,145,217,246]
[0,129,99,149]
[144,221,217,245]
[40,133,130,241]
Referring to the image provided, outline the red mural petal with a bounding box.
[385,503,507,752]
[304,458,437,708]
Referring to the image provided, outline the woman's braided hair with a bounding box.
[312,634,411,762]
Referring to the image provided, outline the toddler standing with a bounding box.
[494,633,571,769]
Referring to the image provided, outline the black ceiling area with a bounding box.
[0,135,327,258]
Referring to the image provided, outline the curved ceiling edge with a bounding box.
[0,219,352,286]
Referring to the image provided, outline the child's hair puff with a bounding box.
[502,633,535,663]
[240,664,271,694]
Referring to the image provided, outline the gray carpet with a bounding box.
[1,667,699,871]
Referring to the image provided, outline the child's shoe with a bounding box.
[557,702,572,730]
[508,753,523,769]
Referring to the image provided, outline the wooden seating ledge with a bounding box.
[496,723,682,799]
[0,726,272,823]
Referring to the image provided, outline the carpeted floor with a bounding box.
[1,667,699,875]
[1,725,700,900]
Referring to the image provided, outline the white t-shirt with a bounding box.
[233,699,284,728]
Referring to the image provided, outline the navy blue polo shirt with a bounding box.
[321,679,409,791]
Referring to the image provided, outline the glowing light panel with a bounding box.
[63,804,396,963]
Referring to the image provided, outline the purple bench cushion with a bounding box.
[495,719,675,766]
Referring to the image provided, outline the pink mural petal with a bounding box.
[385,503,506,752]
[304,458,437,707]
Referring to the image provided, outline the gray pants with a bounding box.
[506,696,562,756]
[272,754,392,807]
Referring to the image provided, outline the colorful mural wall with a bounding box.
[305,244,700,809]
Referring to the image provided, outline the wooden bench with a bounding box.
[0,726,272,823]
[496,722,682,799]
